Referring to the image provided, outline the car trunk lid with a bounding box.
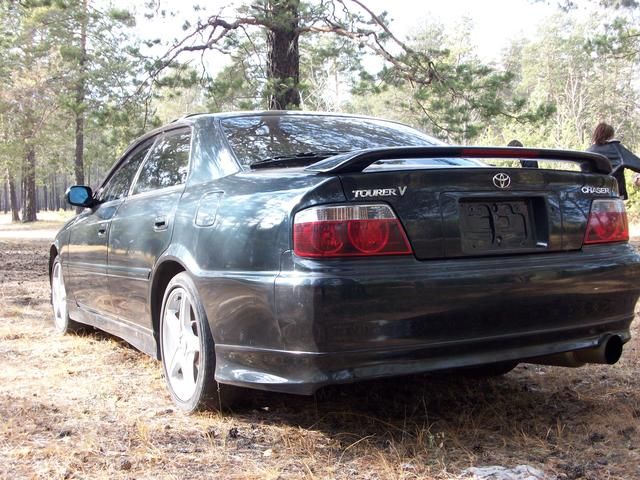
[306,147,617,260]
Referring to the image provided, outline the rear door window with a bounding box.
[97,139,155,203]
[133,128,191,195]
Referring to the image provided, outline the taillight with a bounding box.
[293,204,413,257]
[583,198,629,245]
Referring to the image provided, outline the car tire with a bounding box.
[159,272,240,412]
[50,255,81,334]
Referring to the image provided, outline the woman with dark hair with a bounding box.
[508,139,538,168]
[587,122,640,199]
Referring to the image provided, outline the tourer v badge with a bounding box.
[352,186,408,198]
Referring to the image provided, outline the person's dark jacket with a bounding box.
[588,140,640,200]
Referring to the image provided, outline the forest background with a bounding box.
[2,0,640,222]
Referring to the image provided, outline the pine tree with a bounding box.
[153,0,547,141]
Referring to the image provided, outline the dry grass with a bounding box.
[1,238,640,479]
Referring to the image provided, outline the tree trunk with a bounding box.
[43,184,48,211]
[266,0,301,110]
[2,177,7,214]
[7,171,20,222]
[62,176,68,210]
[21,165,26,217]
[74,5,87,188]
[22,146,37,222]
[74,105,85,185]
[52,173,57,210]
[73,0,88,212]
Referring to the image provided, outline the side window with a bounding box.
[97,139,155,202]
[133,129,191,195]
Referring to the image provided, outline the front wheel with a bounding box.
[50,256,81,334]
[159,272,240,412]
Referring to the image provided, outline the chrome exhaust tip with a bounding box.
[528,335,624,368]
[573,334,623,365]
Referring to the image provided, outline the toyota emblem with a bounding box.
[492,173,511,189]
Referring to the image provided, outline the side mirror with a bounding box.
[66,185,95,208]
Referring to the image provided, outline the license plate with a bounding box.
[459,199,536,253]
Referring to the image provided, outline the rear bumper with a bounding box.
[213,243,640,394]
[215,328,631,394]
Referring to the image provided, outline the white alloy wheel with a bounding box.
[51,259,69,332]
[159,272,242,412]
[161,286,202,402]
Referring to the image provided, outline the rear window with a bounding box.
[220,115,442,166]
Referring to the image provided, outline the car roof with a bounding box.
[118,110,428,169]
[130,111,409,151]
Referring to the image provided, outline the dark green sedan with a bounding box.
[50,111,640,412]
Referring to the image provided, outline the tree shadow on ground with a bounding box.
[225,365,637,477]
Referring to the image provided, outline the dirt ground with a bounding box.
[1,238,640,479]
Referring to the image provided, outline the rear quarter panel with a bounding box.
[164,168,345,350]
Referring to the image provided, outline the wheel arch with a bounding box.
[150,258,187,359]
[49,244,59,284]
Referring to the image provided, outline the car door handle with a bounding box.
[97,224,108,236]
[154,216,168,231]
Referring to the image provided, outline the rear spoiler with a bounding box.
[305,146,612,175]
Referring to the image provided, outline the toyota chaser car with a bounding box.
[50,111,640,412]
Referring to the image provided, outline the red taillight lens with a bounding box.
[293,204,413,257]
[584,198,629,245]
[348,219,391,254]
